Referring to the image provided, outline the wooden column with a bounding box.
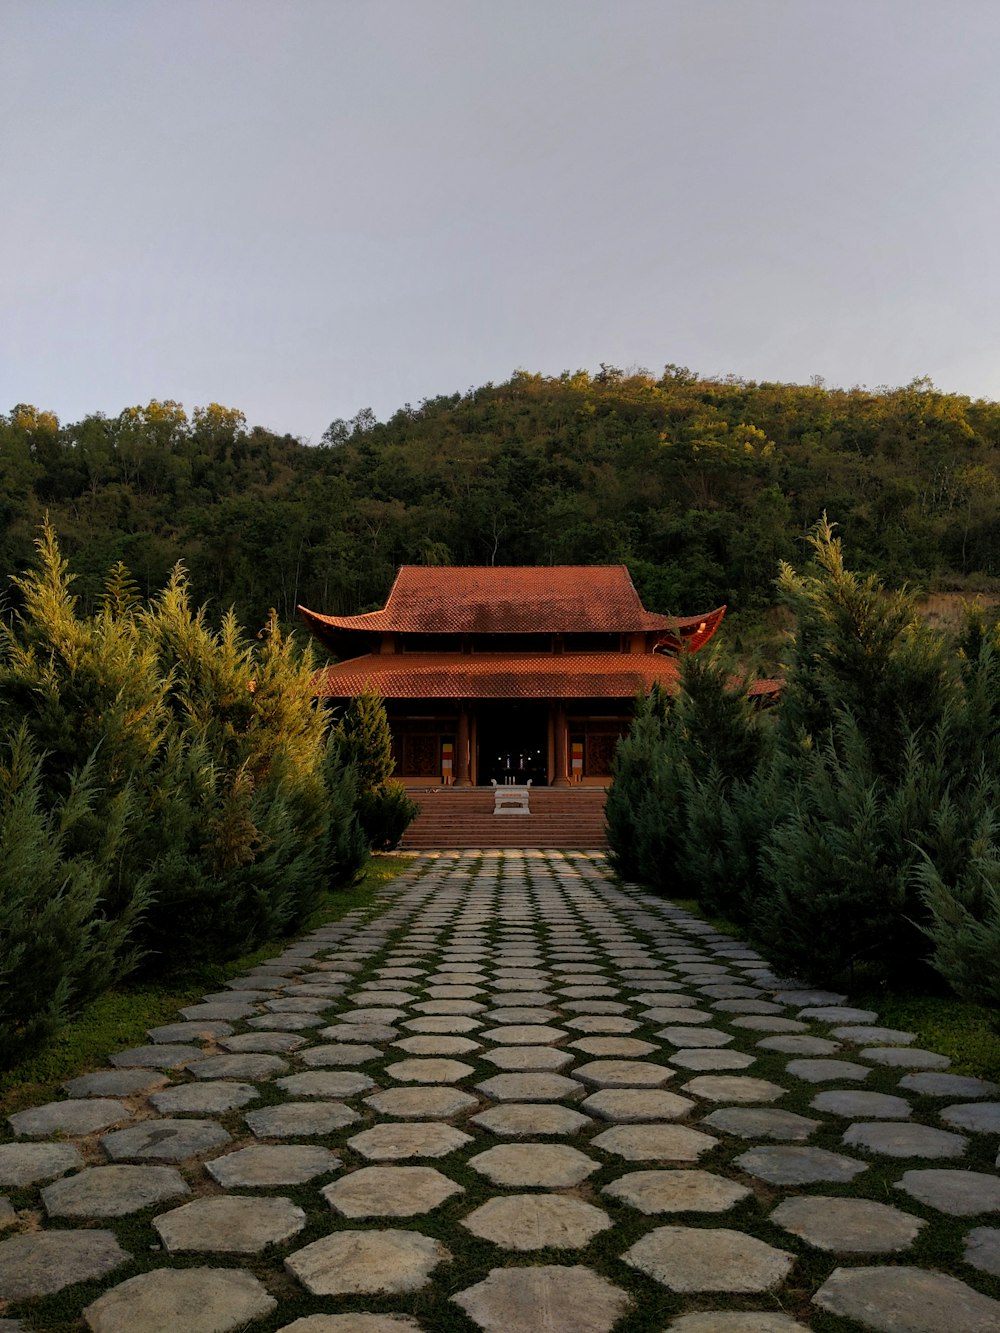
[455,706,471,787]
[552,704,570,787]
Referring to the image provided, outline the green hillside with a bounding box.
[4,367,999,640]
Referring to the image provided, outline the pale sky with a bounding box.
[3,0,999,441]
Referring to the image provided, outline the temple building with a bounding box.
[299,565,728,789]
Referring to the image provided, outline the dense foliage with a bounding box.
[0,528,413,1062]
[3,369,1000,643]
[608,519,1000,1003]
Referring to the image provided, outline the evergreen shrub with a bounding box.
[331,688,419,850]
[0,729,147,1064]
[0,525,379,1055]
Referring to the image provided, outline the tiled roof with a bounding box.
[298,566,722,637]
[314,651,686,700]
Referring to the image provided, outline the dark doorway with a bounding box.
[477,703,548,786]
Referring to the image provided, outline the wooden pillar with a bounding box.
[552,704,570,787]
[455,705,471,787]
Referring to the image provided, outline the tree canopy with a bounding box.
[4,368,1000,638]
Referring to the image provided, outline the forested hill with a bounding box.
[3,366,1000,635]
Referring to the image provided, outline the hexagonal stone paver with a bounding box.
[565,1015,639,1033]
[245,1101,359,1136]
[206,1144,339,1186]
[343,1007,409,1023]
[623,1225,793,1293]
[348,1123,472,1160]
[773,988,846,1006]
[831,1025,916,1044]
[757,1035,840,1056]
[8,1098,130,1137]
[487,1007,558,1023]
[572,1059,672,1088]
[592,1124,717,1161]
[277,1070,375,1098]
[477,1072,584,1101]
[150,1082,259,1114]
[403,1015,482,1034]
[109,1043,202,1068]
[899,1072,999,1097]
[285,1229,448,1295]
[660,1027,733,1048]
[735,1145,866,1185]
[185,1053,289,1080]
[940,1102,1000,1133]
[276,1319,423,1332]
[895,1168,1000,1215]
[299,1043,381,1067]
[644,1008,714,1025]
[83,1267,276,1332]
[179,1001,258,1021]
[843,1121,967,1158]
[470,1103,592,1136]
[701,1108,819,1141]
[463,1194,612,1249]
[147,1020,235,1043]
[318,1023,399,1043]
[469,1143,599,1186]
[569,1036,656,1057]
[154,1195,306,1252]
[349,990,415,1007]
[364,1086,478,1118]
[392,1035,480,1056]
[813,1265,1000,1332]
[218,1031,305,1053]
[772,1195,925,1252]
[385,1057,474,1083]
[798,1006,878,1023]
[811,1090,911,1119]
[64,1069,168,1098]
[0,1230,128,1300]
[860,1046,951,1069]
[482,1045,574,1071]
[101,1119,230,1162]
[581,1087,695,1121]
[682,1076,784,1103]
[667,1316,810,1333]
[42,1164,189,1217]
[480,1024,567,1044]
[965,1226,1000,1277]
[604,1169,750,1214]
[452,1264,630,1333]
[0,1142,82,1186]
[786,1058,870,1083]
[323,1165,462,1217]
[248,1012,318,1030]
[670,1049,755,1071]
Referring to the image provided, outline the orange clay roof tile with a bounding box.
[313,651,683,701]
[298,565,721,637]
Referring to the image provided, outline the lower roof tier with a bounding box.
[313,650,780,702]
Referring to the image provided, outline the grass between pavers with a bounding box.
[665,895,1000,1086]
[0,855,417,1118]
[8,853,1000,1332]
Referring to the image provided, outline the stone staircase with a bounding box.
[398,786,608,849]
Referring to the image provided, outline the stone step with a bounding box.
[397,786,608,848]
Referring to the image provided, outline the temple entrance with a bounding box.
[476,703,548,786]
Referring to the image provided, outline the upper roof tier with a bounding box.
[298,565,725,649]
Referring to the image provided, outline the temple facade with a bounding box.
[299,566,727,789]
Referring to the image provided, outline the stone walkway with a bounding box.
[3,851,1000,1332]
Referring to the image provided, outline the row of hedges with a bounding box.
[0,525,416,1065]
[608,516,1000,1005]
